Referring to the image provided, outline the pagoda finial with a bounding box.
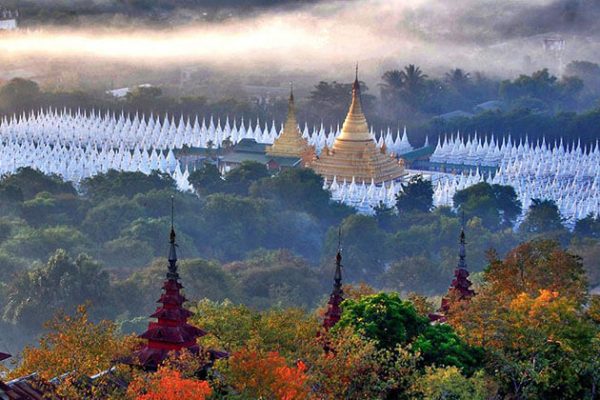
[167,195,179,280]
[323,227,344,331]
[289,82,294,102]
[458,212,466,270]
[334,227,343,287]
[353,63,360,92]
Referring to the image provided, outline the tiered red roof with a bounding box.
[132,227,207,370]
[430,227,475,322]
[323,250,344,330]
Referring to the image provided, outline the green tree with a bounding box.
[124,85,165,113]
[413,324,483,375]
[3,250,112,332]
[21,192,84,227]
[337,292,428,349]
[519,199,566,235]
[224,161,270,195]
[323,215,388,283]
[574,214,600,239]
[0,167,76,201]
[188,163,224,195]
[453,182,521,229]
[399,64,428,107]
[250,168,335,218]
[1,225,90,261]
[80,170,175,202]
[396,175,433,214]
[0,78,41,113]
[381,255,446,295]
[445,68,471,92]
[198,193,272,260]
[81,197,144,242]
[224,249,322,310]
[307,80,376,125]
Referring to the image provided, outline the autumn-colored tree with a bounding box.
[217,348,311,400]
[127,366,212,400]
[342,282,377,300]
[455,289,596,399]
[484,240,587,304]
[190,300,319,360]
[412,366,492,400]
[9,305,137,381]
[310,327,419,399]
[489,290,596,399]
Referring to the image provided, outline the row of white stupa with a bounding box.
[428,132,597,168]
[0,137,194,192]
[432,140,600,226]
[0,109,416,155]
[325,176,401,215]
[1,108,598,226]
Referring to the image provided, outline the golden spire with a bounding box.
[285,82,298,129]
[266,82,315,160]
[338,64,372,142]
[309,65,406,184]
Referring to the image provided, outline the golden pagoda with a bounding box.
[310,70,406,184]
[266,85,315,164]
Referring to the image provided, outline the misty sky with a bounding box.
[1,0,599,80]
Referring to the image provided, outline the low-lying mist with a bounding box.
[1,0,599,85]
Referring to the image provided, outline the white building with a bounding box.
[0,9,17,31]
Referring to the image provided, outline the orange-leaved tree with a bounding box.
[10,304,138,380]
[218,348,311,400]
[127,366,212,400]
[485,240,587,304]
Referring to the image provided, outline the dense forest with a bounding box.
[0,182,598,398]
[0,165,598,357]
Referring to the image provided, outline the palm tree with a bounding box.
[399,64,427,105]
[380,69,404,102]
[445,68,471,91]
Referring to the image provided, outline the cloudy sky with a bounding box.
[0,0,597,78]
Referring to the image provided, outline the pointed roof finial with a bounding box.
[289,82,294,102]
[323,226,344,331]
[458,211,467,270]
[353,63,360,91]
[336,226,343,267]
[167,195,178,279]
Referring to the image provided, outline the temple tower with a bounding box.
[133,203,207,370]
[430,223,475,322]
[310,67,406,184]
[266,84,315,163]
[323,247,344,330]
[440,225,476,312]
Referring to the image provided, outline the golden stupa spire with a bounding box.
[285,82,297,127]
[338,64,371,142]
[309,65,406,184]
[266,82,315,161]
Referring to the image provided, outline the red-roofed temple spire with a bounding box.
[132,197,206,370]
[430,220,475,322]
[323,229,344,330]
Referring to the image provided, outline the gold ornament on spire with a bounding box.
[310,67,406,184]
